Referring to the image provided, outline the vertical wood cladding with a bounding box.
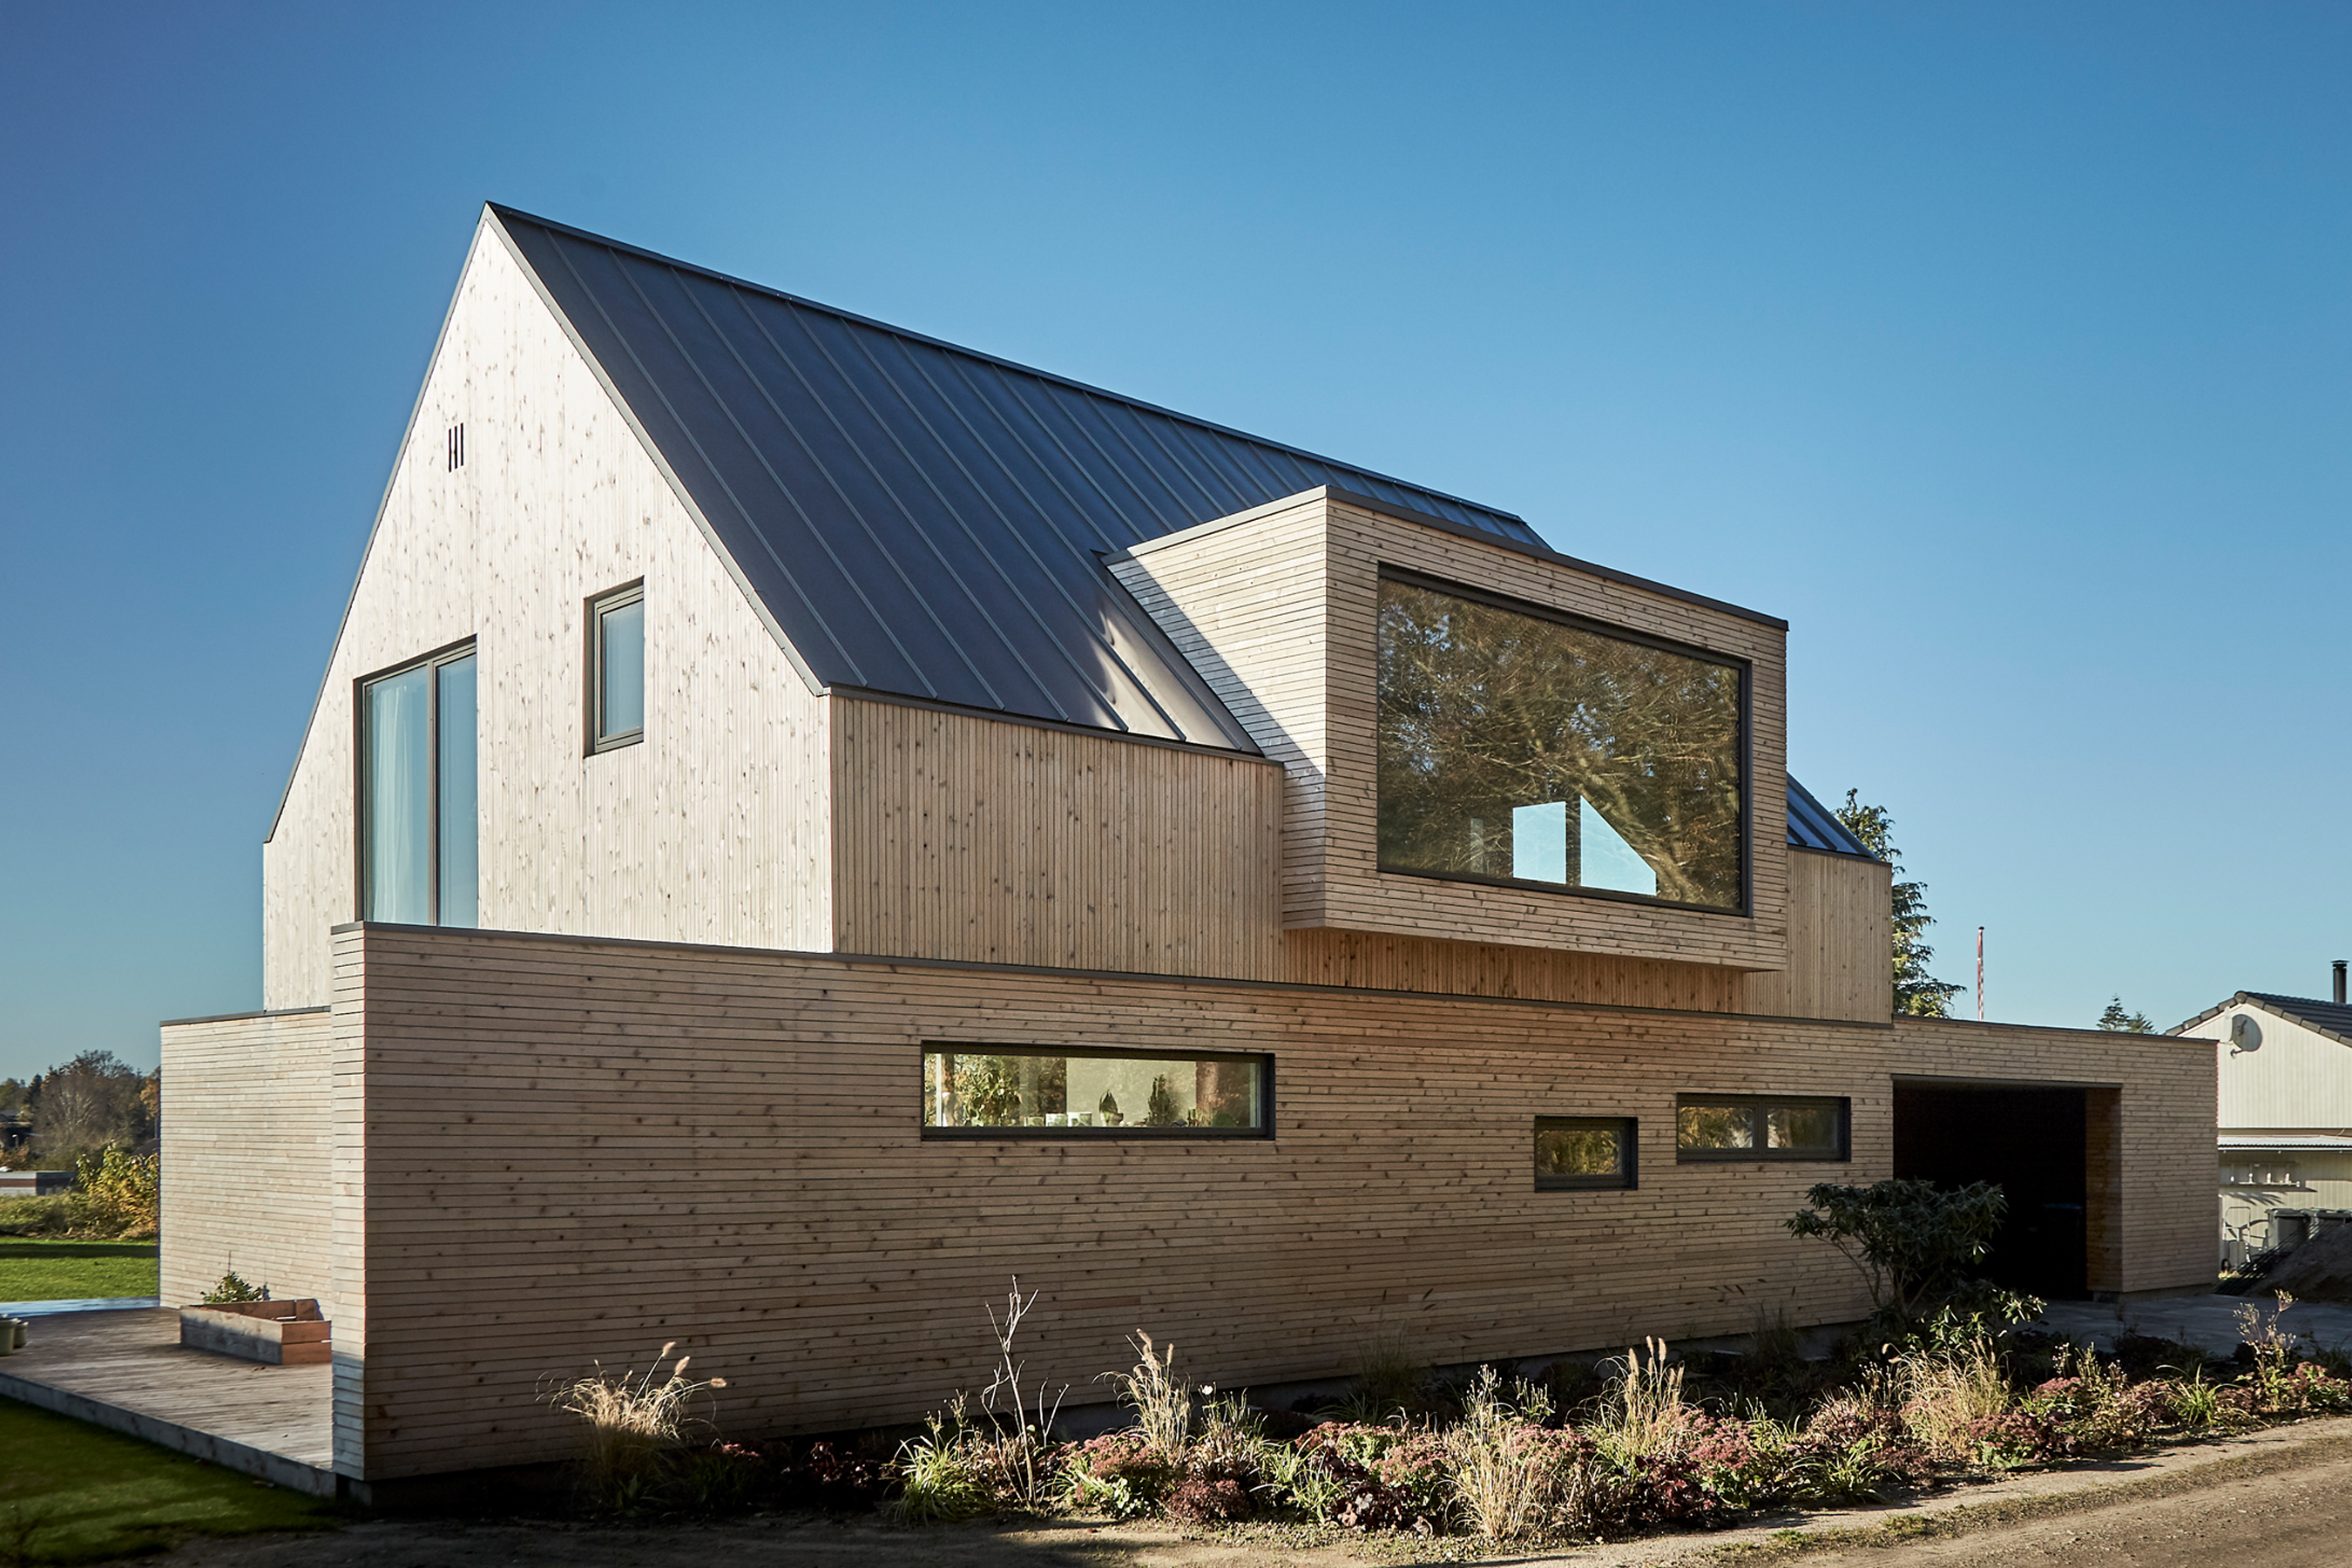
[1740,850,1892,1024]
[829,700,1283,979]
[260,217,831,1010]
[332,925,2213,1482]
[159,1009,335,1310]
[1112,493,1789,974]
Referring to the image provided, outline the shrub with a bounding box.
[0,1195,75,1236]
[1785,1179,2006,1320]
[72,1148,159,1238]
[200,1271,267,1304]
[894,1410,1002,1524]
[1057,1429,1176,1517]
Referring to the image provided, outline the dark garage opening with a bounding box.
[1893,1084,2089,1301]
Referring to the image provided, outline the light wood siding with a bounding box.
[330,923,2212,1482]
[828,700,1283,977]
[1888,1017,2213,1301]
[1112,493,1789,975]
[261,217,829,1009]
[1283,930,1741,1010]
[1740,849,1892,1023]
[159,1010,335,1311]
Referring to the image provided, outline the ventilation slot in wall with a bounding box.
[447,422,466,471]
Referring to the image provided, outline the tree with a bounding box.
[2097,998,2154,1033]
[24,1050,153,1166]
[1835,792,1965,1017]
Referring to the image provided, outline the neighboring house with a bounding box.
[162,206,2214,1496]
[2173,970,2352,1265]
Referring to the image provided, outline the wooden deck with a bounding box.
[0,1307,335,1494]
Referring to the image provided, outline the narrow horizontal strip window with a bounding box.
[922,1045,1270,1139]
[1535,1116,1637,1190]
[1675,1095,1848,1162]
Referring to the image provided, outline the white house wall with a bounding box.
[261,217,831,1009]
[2181,1005,2352,1133]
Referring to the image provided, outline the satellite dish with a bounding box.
[2228,1013,2263,1054]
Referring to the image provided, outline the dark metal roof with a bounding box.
[2173,991,2352,1046]
[490,206,1551,749]
[1785,774,1876,858]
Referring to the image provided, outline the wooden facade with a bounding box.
[1110,491,1789,974]
[169,207,2224,1488]
[260,225,833,1011]
[237,923,2213,1483]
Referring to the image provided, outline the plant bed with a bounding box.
[179,1299,330,1365]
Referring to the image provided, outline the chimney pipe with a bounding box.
[2335,960,2346,1006]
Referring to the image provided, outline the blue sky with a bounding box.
[3,3,2346,1080]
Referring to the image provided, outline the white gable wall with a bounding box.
[261,218,831,1009]
[2179,1004,2352,1132]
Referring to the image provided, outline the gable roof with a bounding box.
[2173,991,2352,1047]
[491,205,1568,750]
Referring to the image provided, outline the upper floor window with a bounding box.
[590,584,645,753]
[1375,573,1746,913]
[360,644,476,927]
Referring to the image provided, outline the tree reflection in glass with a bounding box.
[1376,578,1743,911]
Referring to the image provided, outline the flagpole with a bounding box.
[1977,926,1985,1022]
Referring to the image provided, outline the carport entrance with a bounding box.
[1893,1081,2119,1301]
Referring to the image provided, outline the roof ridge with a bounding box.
[485,204,1528,533]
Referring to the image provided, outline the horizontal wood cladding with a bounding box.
[333,925,2213,1481]
[1740,850,1892,1023]
[1284,929,1740,1010]
[829,699,1281,979]
[1886,1017,2213,1299]
[1113,492,1789,974]
[159,1010,336,1312]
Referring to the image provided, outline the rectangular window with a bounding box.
[1675,1095,1848,1162]
[591,584,645,752]
[1376,573,1746,913]
[360,645,477,927]
[921,1045,1270,1139]
[1535,1116,1637,1190]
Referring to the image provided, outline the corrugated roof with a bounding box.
[1786,775,1876,858]
[491,206,1551,749]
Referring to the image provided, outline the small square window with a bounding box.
[1535,1116,1637,1190]
[1675,1094,1849,1162]
[590,584,645,753]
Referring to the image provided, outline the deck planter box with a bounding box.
[179,1300,329,1365]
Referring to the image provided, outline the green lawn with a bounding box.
[0,1240,159,1303]
[0,1397,338,1563]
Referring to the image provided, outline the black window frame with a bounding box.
[1673,1093,1850,1163]
[587,580,646,755]
[918,1043,1274,1141]
[1534,1115,1639,1191]
[1372,566,1754,919]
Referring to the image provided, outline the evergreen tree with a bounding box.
[1835,791,1965,1018]
[2097,997,2154,1033]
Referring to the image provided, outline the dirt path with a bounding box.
[151,1419,2352,1568]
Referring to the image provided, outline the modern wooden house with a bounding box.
[163,206,2214,1493]
[2174,971,2352,1265]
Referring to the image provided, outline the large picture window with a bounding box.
[1376,575,1745,912]
[1674,1095,1848,1162]
[360,644,477,927]
[921,1045,1270,1139]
